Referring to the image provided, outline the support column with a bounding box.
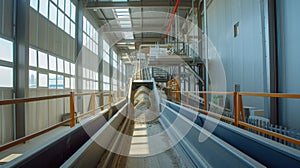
[15,0,29,138]
[268,0,279,125]
[75,0,84,112]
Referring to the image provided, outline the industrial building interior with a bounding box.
[0,0,300,167]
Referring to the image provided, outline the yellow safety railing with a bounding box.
[0,91,125,152]
[171,90,300,146]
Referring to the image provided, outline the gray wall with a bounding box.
[207,0,265,109]
[0,0,13,37]
[277,0,300,129]
[0,0,14,145]
[29,10,76,62]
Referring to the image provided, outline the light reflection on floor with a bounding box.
[129,123,150,156]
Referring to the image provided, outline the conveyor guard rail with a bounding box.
[0,91,125,152]
[171,91,300,147]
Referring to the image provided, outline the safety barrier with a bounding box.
[171,91,300,147]
[0,91,124,152]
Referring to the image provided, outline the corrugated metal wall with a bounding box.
[0,0,14,145]
[277,0,300,130]
[207,0,265,109]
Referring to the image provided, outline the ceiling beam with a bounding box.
[101,27,166,33]
[117,37,163,43]
[85,1,193,9]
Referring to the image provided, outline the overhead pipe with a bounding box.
[165,0,181,38]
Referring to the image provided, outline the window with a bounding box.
[58,10,64,30]
[52,0,58,5]
[30,0,76,38]
[64,61,70,74]
[49,55,57,71]
[57,75,64,89]
[57,58,64,73]
[103,40,109,53]
[103,83,110,91]
[29,48,37,67]
[71,77,75,89]
[49,2,57,24]
[103,75,110,83]
[65,0,71,17]
[71,23,75,38]
[65,77,70,88]
[30,0,38,11]
[65,16,70,34]
[103,52,109,63]
[49,73,56,89]
[58,0,64,10]
[71,63,75,75]
[0,66,13,87]
[29,70,37,88]
[38,51,48,69]
[39,0,49,18]
[0,38,13,62]
[71,3,76,21]
[39,73,48,87]
[83,16,98,54]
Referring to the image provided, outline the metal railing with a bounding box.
[0,91,125,152]
[171,91,300,147]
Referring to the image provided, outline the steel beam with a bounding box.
[116,37,163,43]
[75,0,84,113]
[85,1,193,9]
[268,0,279,125]
[102,27,166,33]
[14,0,29,139]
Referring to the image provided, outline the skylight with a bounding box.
[115,9,129,12]
[128,45,135,50]
[123,32,134,39]
[119,20,131,25]
[112,0,128,2]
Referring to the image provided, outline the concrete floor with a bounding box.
[115,121,195,168]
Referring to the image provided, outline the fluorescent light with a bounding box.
[123,32,134,39]
[120,24,132,28]
[128,45,135,50]
[116,12,129,16]
[112,0,127,2]
[115,9,129,12]
[117,15,130,19]
[119,20,131,25]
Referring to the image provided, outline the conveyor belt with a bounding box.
[4,80,300,167]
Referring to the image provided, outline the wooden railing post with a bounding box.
[91,94,95,115]
[186,92,189,105]
[204,93,207,110]
[70,92,75,128]
[239,95,245,122]
[233,92,238,126]
[101,92,104,110]
[175,77,180,102]
[109,91,112,107]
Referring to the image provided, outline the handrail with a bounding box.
[238,92,300,98]
[170,100,234,123]
[0,119,71,152]
[172,91,234,95]
[74,91,111,97]
[0,94,70,105]
[0,91,126,152]
[171,90,300,147]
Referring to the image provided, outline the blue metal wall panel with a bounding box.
[207,0,265,109]
[277,0,300,129]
